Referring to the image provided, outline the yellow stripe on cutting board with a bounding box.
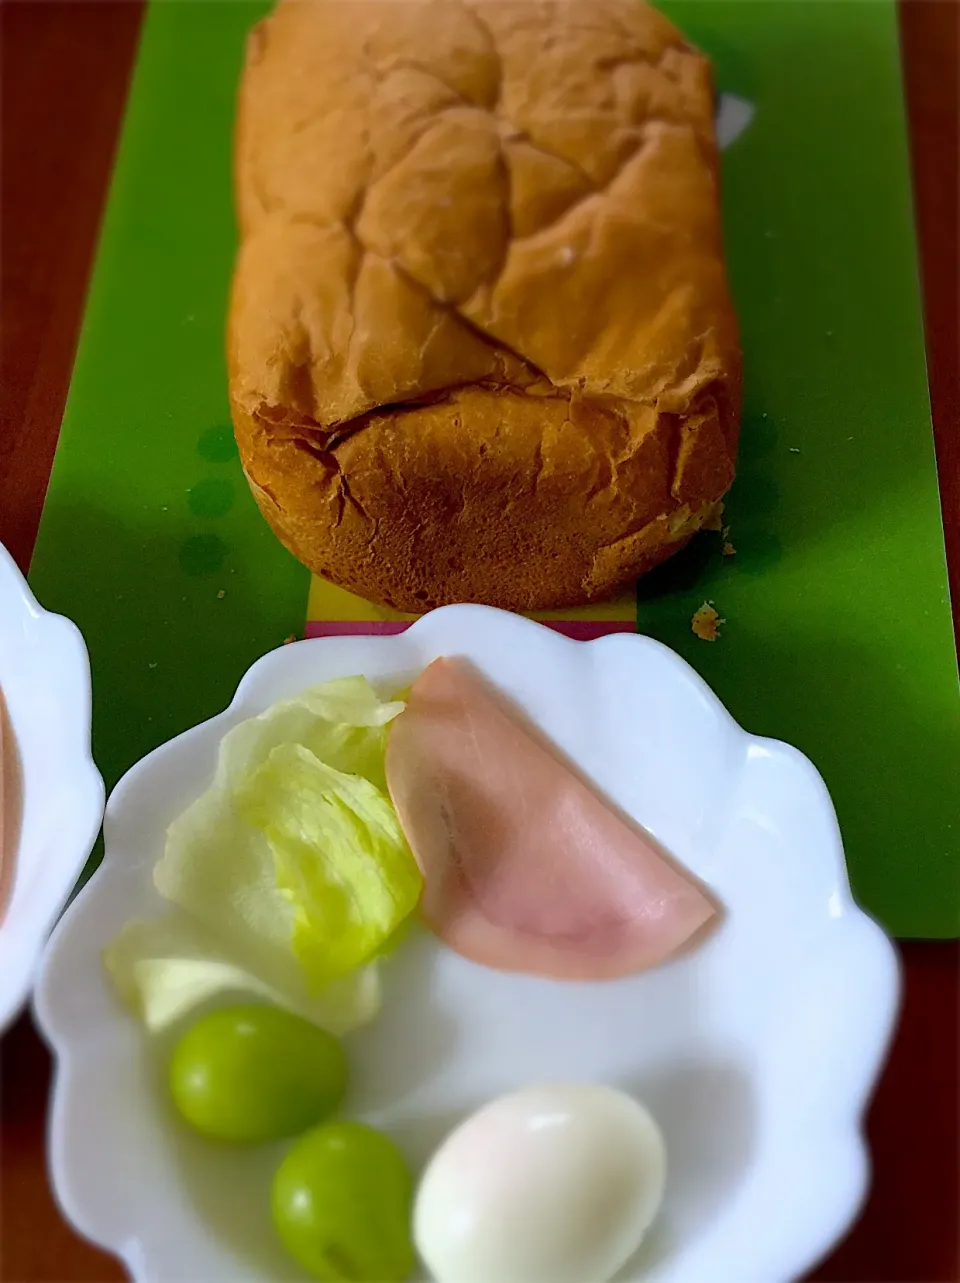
[307,576,418,624]
[306,575,637,625]
[530,586,637,623]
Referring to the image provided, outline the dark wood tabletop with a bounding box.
[1,2,957,1280]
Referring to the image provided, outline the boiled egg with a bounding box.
[413,1083,666,1283]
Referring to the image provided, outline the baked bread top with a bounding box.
[229,0,741,610]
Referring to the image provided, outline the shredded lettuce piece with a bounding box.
[238,743,422,985]
[103,914,380,1034]
[104,676,418,1030]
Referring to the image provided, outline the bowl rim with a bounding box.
[32,604,902,1281]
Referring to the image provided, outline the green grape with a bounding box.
[272,1120,416,1282]
[168,1004,346,1143]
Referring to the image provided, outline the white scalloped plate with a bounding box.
[34,606,899,1283]
[0,541,104,1033]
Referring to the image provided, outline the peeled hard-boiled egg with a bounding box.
[413,1083,666,1283]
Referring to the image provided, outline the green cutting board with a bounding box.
[29,0,959,934]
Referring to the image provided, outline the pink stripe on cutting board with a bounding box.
[304,620,636,640]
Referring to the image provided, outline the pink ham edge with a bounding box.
[0,687,5,879]
[0,686,8,919]
[386,657,716,980]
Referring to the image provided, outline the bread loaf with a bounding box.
[229,0,741,612]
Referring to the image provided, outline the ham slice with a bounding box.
[0,686,5,884]
[385,657,716,979]
[0,685,10,920]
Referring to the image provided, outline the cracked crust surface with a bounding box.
[229,0,741,612]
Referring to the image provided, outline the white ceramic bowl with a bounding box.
[0,541,104,1032]
[35,606,899,1283]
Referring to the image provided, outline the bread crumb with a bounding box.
[692,602,723,641]
[283,634,297,645]
[702,502,724,533]
[217,589,225,599]
[722,540,736,557]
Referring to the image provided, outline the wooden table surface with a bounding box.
[1,2,957,1280]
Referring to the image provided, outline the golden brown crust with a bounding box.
[229,0,741,612]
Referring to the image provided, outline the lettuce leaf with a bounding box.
[105,676,418,1030]
[103,913,381,1034]
[237,743,422,985]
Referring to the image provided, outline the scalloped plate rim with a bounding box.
[0,542,105,1033]
[33,604,900,1283]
